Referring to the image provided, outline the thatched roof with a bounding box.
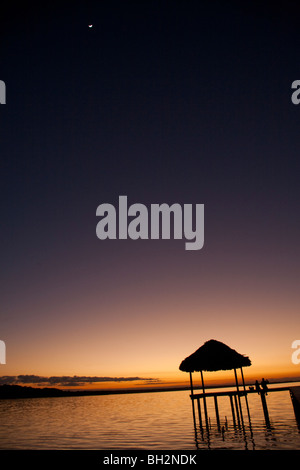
[179,339,251,373]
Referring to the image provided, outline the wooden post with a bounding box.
[234,368,244,426]
[229,394,236,426]
[200,370,209,430]
[290,389,300,430]
[260,391,270,427]
[196,398,203,430]
[240,367,252,427]
[234,393,241,426]
[214,395,221,430]
[189,372,197,432]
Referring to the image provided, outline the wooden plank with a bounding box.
[190,386,290,400]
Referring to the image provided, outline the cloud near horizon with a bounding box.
[0,375,161,387]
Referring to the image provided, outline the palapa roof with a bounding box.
[179,339,251,373]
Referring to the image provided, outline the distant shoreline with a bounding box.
[0,384,191,399]
[1,379,300,400]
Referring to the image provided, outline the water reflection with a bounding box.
[193,411,257,450]
[190,386,300,450]
[0,385,299,450]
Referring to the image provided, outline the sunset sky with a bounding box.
[1,1,300,390]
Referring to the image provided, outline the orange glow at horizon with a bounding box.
[2,238,300,388]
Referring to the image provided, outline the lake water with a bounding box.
[0,383,300,450]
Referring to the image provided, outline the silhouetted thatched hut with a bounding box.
[179,339,251,373]
[179,339,251,430]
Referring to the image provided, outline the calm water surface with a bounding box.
[0,383,300,450]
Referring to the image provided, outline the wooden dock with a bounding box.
[190,385,300,431]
